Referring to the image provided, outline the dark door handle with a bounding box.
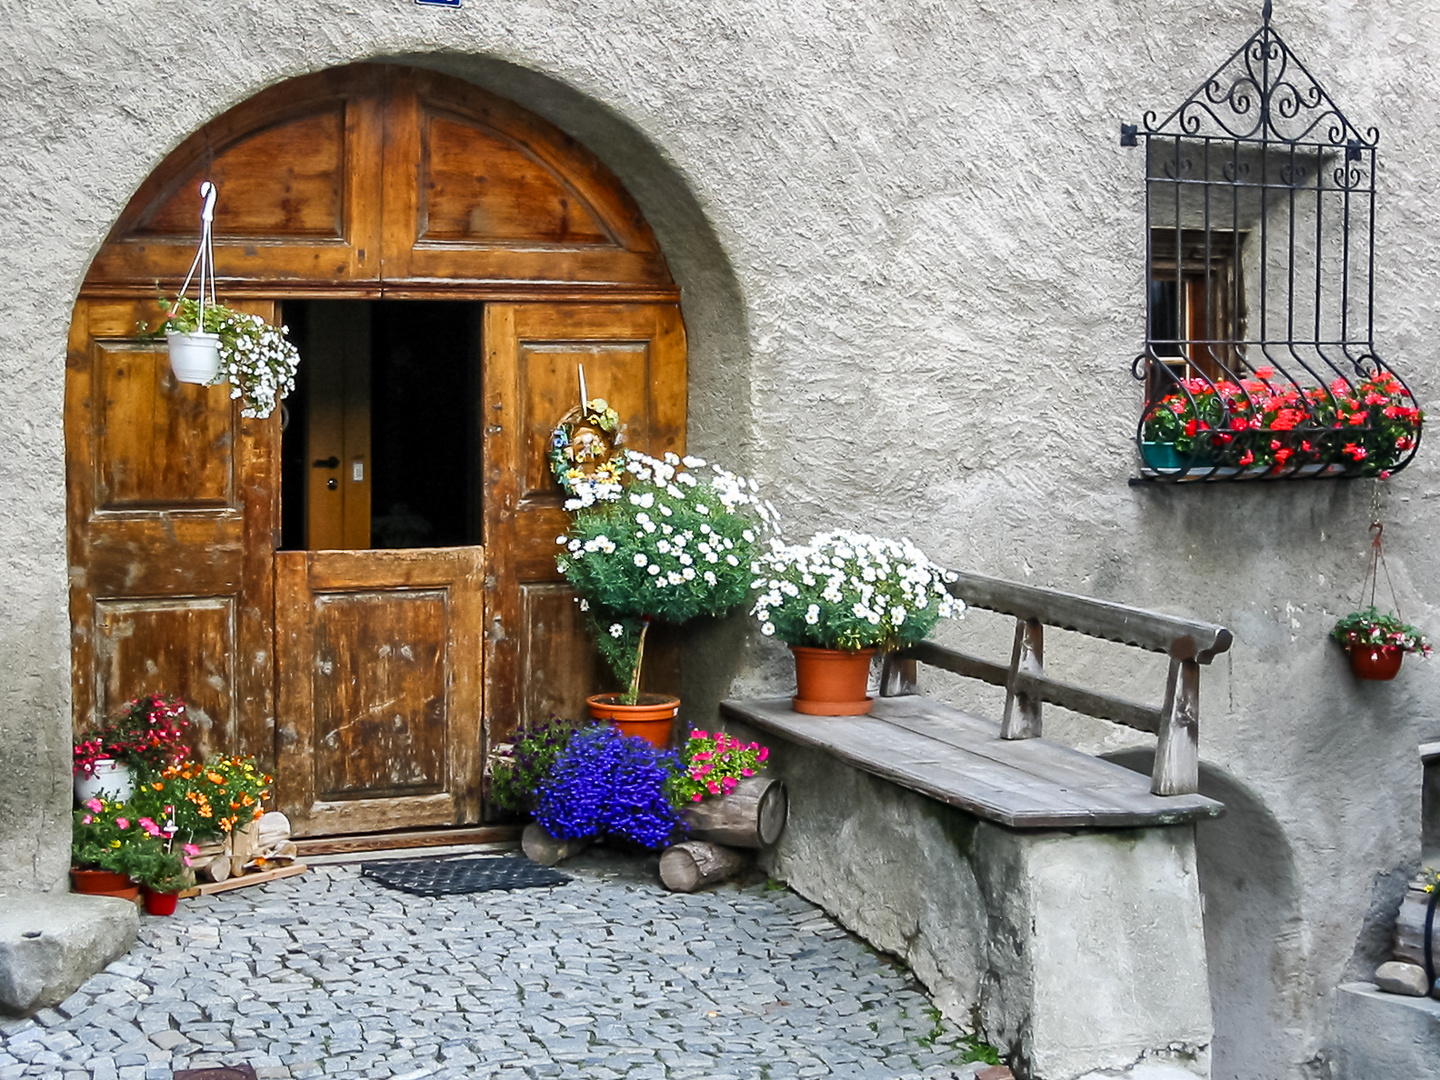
[312,456,340,469]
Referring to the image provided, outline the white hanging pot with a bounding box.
[74,758,135,805]
[167,331,221,384]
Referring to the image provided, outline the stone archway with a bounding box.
[66,62,744,836]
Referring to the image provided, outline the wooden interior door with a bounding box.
[483,304,687,749]
[274,547,484,835]
[65,298,278,762]
[303,302,372,550]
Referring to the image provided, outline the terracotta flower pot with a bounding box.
[142,888,180,916]
[586,693,681,748]
[790,646,877,716]
[1349,645,1405,680]
[70,867,140,901]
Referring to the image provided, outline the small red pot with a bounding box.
[1349,645,1405,681]
[142,888,180,916]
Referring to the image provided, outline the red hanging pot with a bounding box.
[790,646,877,716]
[1349,645,1405,681]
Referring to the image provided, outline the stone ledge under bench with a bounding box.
[722,696,1221,1080]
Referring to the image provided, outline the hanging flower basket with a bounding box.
[1330,525,1431,679]
[151,182,301,417]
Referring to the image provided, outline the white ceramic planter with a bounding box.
[74,758,134,804]
[166,331,222,384]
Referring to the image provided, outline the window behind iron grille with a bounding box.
[1126,8,1421,481]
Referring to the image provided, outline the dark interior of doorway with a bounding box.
[279,301,482,551]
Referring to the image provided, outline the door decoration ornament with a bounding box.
[549,363,626,507]
[1330,521,1431,680]
[150,182,302,418]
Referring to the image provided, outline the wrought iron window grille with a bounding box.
[1125,3,1422,482]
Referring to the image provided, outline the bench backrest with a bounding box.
[880,570,1233,796]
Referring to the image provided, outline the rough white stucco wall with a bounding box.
[1,1,1438,1075]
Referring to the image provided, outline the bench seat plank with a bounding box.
[720,697,1224,828]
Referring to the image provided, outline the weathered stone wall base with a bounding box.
[738,724,1212,1080]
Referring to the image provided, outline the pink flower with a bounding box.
[85,798,103,813]
[692,793,704,802]
[741,768,755,777]
[706,781,721,795]
[183,856,193,867]
[115,818,129,829]
[757,748,769,762]
[81,815,93,825]
[722,777,738,792]
[691,730,708,740]
[183,843,200,856]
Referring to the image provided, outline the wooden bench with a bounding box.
[725,569,1232,828]
[719,571,1233,1080]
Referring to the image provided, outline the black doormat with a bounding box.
[361,854,571,896]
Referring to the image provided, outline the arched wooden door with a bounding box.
[70,65,686,836]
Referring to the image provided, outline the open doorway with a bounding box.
[279,301,483,551]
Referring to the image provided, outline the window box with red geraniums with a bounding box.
[1330,606,1432,680]
[1141,368,1422,476]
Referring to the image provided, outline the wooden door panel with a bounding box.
[85,68,386,287]
[483,304,686,746]
[313,589,448,799]
[138,110,349,240]
[419,113,612,245]
[94,340,235,507]
[379,70,673,289]
[520,582,603,724]
[93,597,237,761]
[519,340,653,497]
[275,547,484,836]
[67,299,278,764]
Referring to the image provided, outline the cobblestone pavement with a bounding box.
[0,850,995,1080]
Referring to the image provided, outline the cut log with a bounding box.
[198,852,230,883]
[521,822,592,866]
[229,818,262,877]
[659,841,748,893]
[683,776,787,849]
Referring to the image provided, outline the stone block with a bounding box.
[0,893,137,1015]
[1331,983,1440,1080]
[1374,960,1429,996]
